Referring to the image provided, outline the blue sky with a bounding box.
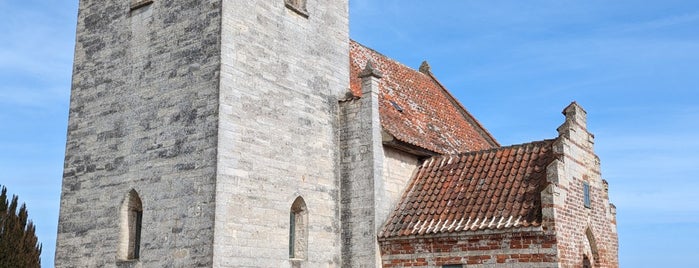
[1,0,698,267]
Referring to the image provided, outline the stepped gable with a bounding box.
[379,139,558,238]
[349,40,498,154]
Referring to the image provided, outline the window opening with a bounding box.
[284,0,308,17]
[119,189,143,260]
[389,100,404,113]
[289,212,295,257]
[131,0,153,10]
[583,182,591,208]
[583,254,592,268]
[133,209,142,258]
[289,196,307,259]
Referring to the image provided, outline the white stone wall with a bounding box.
[213,1,349,267]
[376,147,418,231]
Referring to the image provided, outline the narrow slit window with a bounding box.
[289,196,307,259]
[289,212,295,258]
[119,189,143,260]
[583,182,591,208]
[132,209,142,259]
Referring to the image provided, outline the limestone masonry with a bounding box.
[55,0,618,267]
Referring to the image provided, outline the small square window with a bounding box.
[285,0,308,18]
[583,182,591,208]
[131,0,153,10]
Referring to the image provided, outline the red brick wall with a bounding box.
[379,231,558,267]
[548,157,619,268]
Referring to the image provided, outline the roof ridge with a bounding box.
[441,138,556,158]
[350,39,431,81]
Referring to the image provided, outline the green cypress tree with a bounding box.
[0,185,42,268]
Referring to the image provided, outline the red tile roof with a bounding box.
[350,40,498,154]
[379,139,558,238]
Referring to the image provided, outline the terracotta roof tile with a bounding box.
[379,139,558,238]
[350,40,498,154]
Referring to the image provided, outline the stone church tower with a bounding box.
[56,0,349,267]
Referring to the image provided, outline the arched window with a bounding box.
[583,227,599,267]
[118,189,143,260]
[289,196,308,259]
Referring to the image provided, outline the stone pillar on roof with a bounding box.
[418,60,431,75]
[359,61,383,95]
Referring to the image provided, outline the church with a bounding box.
[55,0,618,267]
